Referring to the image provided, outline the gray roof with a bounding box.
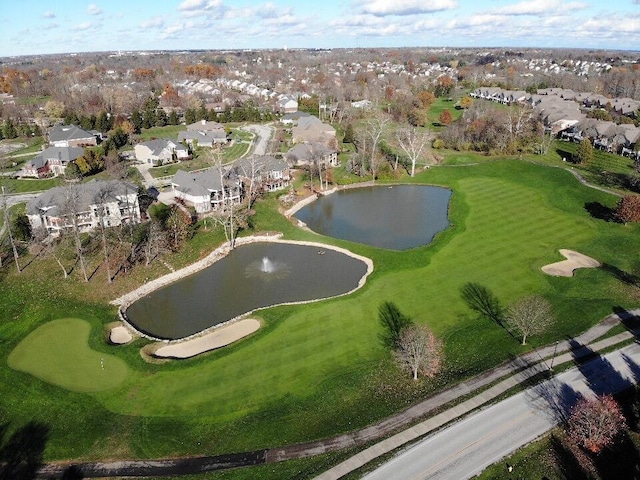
[27,180,138,217]
[234,155,288,176]
[284,142,332,164]
[48,125,95,142]
[42,146,84,162]
[177,130,226,143]
[172,168,224,196]
[140,139,187,156]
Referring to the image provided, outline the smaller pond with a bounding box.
[294,185,452,250]
[125,242,369,340]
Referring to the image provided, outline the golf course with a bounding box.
[1,158,639,477]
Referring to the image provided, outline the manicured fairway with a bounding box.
[8,318,130,393]
[1,159,639,461]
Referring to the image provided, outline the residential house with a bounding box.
[186,119,226,132]
[291,115,337,145]
[48,124,98,148]
[22,146,84,178]
[134,139,189,166]
[284,142,339,168]
[177,129,228,148]
[280,111,312,126]
[234,155,291,193]
[277,96,298,114]
[26,180,141,237]
[350,99,373,109]
[171,168,243,213]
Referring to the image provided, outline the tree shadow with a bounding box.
[0,421,49,480]
[594,431,640,480]
[605,265,640,288]
[584,201,615,221]
[551,434,594,479]
[459,282,504,325]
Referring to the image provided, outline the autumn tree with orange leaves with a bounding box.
[568,394,626,454]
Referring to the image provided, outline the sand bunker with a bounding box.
[541,249,600,277]
[152,319,260,359]
[110,326,134,344]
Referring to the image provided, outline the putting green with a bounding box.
[8,318,129,393]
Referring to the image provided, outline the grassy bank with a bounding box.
[1,158,639,465]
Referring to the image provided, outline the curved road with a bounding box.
[362,343,640,480]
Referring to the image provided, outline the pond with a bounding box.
[293,185,452,250]
[125,242,370,340]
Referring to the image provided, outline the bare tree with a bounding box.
[1,186,22,273]
[396,127,429,177]
[166,206,191,250]
[62,184,88,282]
[93,184,115,283]
[505,295,555,345]
[144,218,166,266]
[363,115,389,180]
[394,324,443,380]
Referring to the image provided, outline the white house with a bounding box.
[171,168,243,213]
[48,125,98,148]
[134,139,189,166]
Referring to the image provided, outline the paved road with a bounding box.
[240,124,273,157]
[362,343,640,480]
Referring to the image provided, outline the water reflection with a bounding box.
[294,185,452,250]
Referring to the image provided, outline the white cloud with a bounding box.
[43,23,59,30]
[178,0,222,11]
[358,0,457,16]
[76,22,93,31]
[43,11,56,19]
[87,4,103,15]
[140,16,164,29]
[491,0,588,16]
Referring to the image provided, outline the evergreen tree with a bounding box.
[168,110,180,125]
[576,138,594,165]
[2,119,17,139]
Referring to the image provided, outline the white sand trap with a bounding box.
[153,319,260,359]
[541,249,600,277]
[110,326,133,344]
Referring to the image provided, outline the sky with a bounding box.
[1,0,639,57]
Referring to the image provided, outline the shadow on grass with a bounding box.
[605,266,640,288]
[584,201,615,221]
[0,421,49,480]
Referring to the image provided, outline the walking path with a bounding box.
[36,308,640,478]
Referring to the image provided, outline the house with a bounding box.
[171,168,243,213]
[291,115,337,144]
[22,146,84,178]
[233,155,291,193]
[186,119,226,132]
[280,111,312,125]
[134,139,189,166]
[177,129,228,147]
[277,96,298,114]
[48,124,98,148]
[26,180,141,237]
[284,142,339,168]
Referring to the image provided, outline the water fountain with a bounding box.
[261,257,274,273]
[125,242,369,340]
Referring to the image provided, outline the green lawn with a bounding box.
[8,318,130,393]
[0,159,639,463]
[138,124,186,141]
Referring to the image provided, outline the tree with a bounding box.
[438,109,453,126]
[93,184,115,283]
[2,119,18,139]
[576,138,594,165]
[434,75,455,97]
[396,127,429,177]
[568,394,625,454]
[44,100,65,119]
[166,206,191,250]
[62,184,89,282]
[363,115,389,180]
[394,324,443,380]
[504,295,555,345]
[378,301,414,350]
[343,123,355,144]
[614,195,640,224]
[1,186,21,273]
[459,96,474,109]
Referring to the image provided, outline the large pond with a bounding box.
[294,185,452,250]
[125,242,369,340]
